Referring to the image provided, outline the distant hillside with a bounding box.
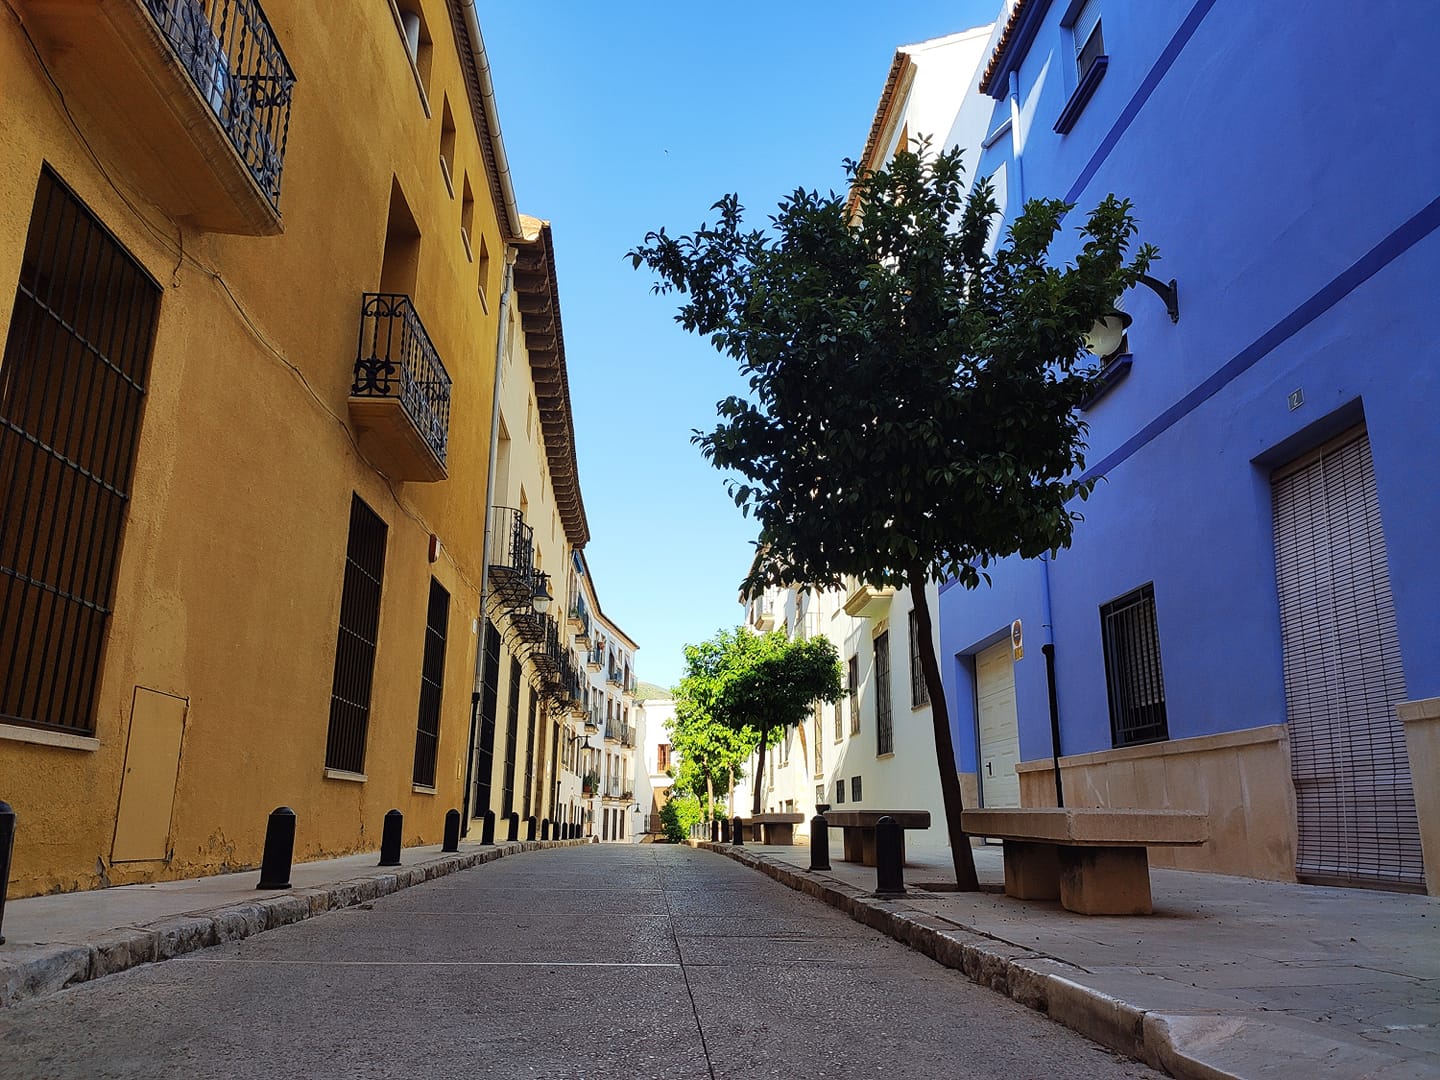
[634,681,672,702]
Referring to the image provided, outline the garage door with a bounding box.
[976,639,1021,809]
[1272,427,1423,890]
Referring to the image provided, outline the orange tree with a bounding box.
[629,143,1156,889]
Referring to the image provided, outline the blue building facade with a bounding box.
[938,0,1440,891]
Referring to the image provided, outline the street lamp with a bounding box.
[531,572,552,616]
[1085,275,1180,359]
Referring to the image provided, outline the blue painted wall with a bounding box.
[940,0,1440,768]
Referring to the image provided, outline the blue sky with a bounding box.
[479,0,1002,688]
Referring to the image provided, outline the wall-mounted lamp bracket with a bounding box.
[1138,275,1180,323]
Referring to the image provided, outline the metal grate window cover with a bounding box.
[835,779,845,804]
[326,495,388,773]
[909,609,930,708]
[502,657,521,816]
[522,679,538,819]
[875,630,893,756]
[848,655,860,734]
[851,775,862,802]
[412,577,449,787]
[1273,429,1422,890]
[1100,584,1169,748]
[1,167,160,735]
[473,620,500,815]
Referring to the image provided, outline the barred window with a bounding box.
[833,699,843,742]
[502,657,521,815]
[522,680,538,818]
[411,578,449,787]
[851,776,863,802]
[875,631,893,755]
[1100,584,1169,747]
[848,655,860,734]
[835,778,846,805]
[1,167,160,735]
[473,620,500,814]
[909,609,930,707]
[326,495,388,773]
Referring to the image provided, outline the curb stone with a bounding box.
[693,842,1436,1080]
[0,838,591,1009]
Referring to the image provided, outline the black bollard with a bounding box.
[732,816,744,846]
[540,819,550,840]
[504,812,518,842]
[0,800,15,943]
[710,819,719,843]
[481,810,496,845]
[379,809,403,867]
[525,816,537,841]
[720,817,731,843]
[442,809,461,853]
[874,815,905,897]
[809,814,831,872]
[256,806,296,890]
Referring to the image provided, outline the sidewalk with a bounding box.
[0,836,589,1008]
[699,840,1439,1080]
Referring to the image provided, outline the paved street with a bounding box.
[0,844,1154,1079]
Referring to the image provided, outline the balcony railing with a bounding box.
[606,666,622,687]
[587,645,604,670]
[144,0,294,209]
[350,294,451,481]
[486,507,535,608]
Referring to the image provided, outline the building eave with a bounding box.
[979,0,1056,100]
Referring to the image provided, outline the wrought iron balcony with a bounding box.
[18,0,294,234]
[587,645,604,671]
[486,507,535,608]
[144,0,293,210]
[350,294,451,481]
[606,666,622,688]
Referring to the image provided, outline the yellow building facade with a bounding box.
[0,0,521,896]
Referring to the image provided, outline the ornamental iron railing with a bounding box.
[353,293,451,468]
[486,507,535,609]
[143,0,294,207]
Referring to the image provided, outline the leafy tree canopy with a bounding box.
[629,141,1156,594]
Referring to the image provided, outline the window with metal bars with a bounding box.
[325,495,388,773]
[909,609,930,708]
[522,679,538,819]
[875,631,893,755]
[502,657,520,815]
[0,167,160,735]
[851,776,862,802]
[411,577,448,787]
[835,778,846,804]
[473,620,500,814]
[1099,583,1169,747]
[813,704,823,778]
[848,655,860,734]
[833,700,843,743]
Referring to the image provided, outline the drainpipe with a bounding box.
[461,248,517,834]
[1040,553,1064,808]
[1008,70,1026,206]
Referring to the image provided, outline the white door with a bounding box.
[976,640,1021,808]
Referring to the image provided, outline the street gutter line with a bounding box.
[174,958,681,968]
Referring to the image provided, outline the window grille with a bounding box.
[1099,584,1169,747]
[909,609,930,708]
[813,705,823,778]
[502,657,521,815]
[326,495,388,772]
[473,620,500,813]
[411,577,449,786]
[0,167,160,735]
[875,631,893,755]
[835,779,846,805]
[522,676,538,818]
[848,655,860,734]
[816,784,824,807]
[851,776,862,802]
[834,700,843,742]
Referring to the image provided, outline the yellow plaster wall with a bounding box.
[0,1,507,896]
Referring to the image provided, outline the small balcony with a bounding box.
[350,294,451,482]
[842,579,895,620]
[19,0,294,234]
[606,667,622,688]
[587,646,603,671]
[622,674,637,699]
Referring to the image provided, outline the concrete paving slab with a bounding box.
[700,841,1440,1079]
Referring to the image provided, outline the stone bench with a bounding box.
[823,810,931,866]
[745,813,805,845]
[961,807,1208,915]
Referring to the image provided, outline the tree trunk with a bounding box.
[752,726,770,815]
[705,769,715,823]
[727,771,735,819]
[909,568,980,891]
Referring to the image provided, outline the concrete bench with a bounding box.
[745,813,805,844]
[823,810,931,866]
[961,807,1208,915]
